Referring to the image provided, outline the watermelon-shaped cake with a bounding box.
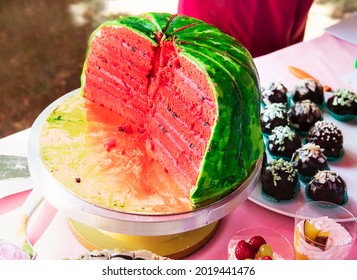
[81,13,264,206]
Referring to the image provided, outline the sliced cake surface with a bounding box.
[81,13,264,205]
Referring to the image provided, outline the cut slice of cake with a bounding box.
[81,13,264,206]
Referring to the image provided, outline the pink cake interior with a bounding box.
[83,26,217,197]
[84,27,156,127]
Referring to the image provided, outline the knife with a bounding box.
[0,155,33,199]
[288,66,332,92]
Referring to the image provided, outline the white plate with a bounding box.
[249,95,357,221]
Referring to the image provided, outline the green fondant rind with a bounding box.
[145,12,172,34]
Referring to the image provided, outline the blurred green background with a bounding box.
[0,0,356,138]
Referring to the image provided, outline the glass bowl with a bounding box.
[294,201,357,260]
[228,227,294,260]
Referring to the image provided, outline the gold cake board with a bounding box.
[68,218,220,259]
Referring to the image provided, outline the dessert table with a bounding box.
[0,32,356,260]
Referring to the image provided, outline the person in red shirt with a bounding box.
[177,0,314,57]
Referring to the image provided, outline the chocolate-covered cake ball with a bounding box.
[307,170,347,205]
[261,81,288,106]
[291,143,329,180]
[305,120,343,159]
[293,78,324,106]
[268,126,301,159]
[327,88,357,118]
[261,158,298,201]
[288,100,322,133]
[260,103,288,134]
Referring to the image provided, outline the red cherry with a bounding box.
[248,236,267,252]
[235,240,256,260]
[261,256,272,260]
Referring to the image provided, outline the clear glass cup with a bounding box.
[294,201,356,260]
[228,227,294,260]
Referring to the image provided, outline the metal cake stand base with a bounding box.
[68,218,220,259]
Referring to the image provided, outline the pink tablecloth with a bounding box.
[254,32,357,91]
[0,33,356,260]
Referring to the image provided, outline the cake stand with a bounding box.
[25,89,262,259]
